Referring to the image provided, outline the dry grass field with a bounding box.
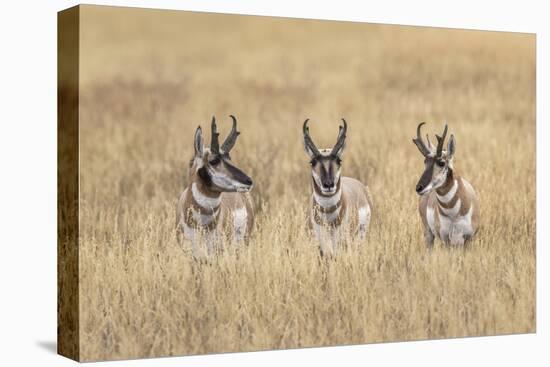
[75,5,535,361]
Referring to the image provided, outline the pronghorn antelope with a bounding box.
[412,122,479,247]
[303,118,373,256]
[176,116,254,258]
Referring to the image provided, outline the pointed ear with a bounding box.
[332,131,346,158]
[333,140,345,158]
[447,134,456,160]
[194,126,204,157]
[331,119,347,158]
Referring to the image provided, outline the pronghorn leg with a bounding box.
[176,226,184,246]
[449,227,465,246]
[190,238,209,260]
[424,227,435,249]
[318,227,337,257]
[313,221,333,257]
[181,224,204,258]
[319,238,335,257]
[358,224,367,240]
[204,231,218,257]
[232,224,247,253]
[331,233,340,255]
[358,205,371,240]
[233,207,248,244]
[188,229,213,260]
[234,228,245,244]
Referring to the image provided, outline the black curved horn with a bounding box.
[303,119,321,157]
[412,122,433,157]
[210,116,220,154]
[331,118,347,157]
[221,115,240,154]
[435,124,448,158]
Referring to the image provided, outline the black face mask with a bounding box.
[197,166,212,187]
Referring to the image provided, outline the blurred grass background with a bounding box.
[75,5,535,361]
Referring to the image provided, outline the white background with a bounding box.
[0,0,547,365]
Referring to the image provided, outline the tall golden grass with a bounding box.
[75,6,535,361]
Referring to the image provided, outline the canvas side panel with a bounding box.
[57,5,80,361]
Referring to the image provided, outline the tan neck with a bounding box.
[311,178,345,225]
[436,169,456,196]
[182,173,222,230]
[435,170,463,217]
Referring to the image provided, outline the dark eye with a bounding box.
[436,160,445,167]
[335,157,342,165]
[209,157,221,166]
[310,159,317,166]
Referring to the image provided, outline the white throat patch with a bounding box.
[191,182,221,209]
[313,187,342,208]
[437,179,458,203]
[440,198,462,218]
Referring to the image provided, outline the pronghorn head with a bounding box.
[412,122,456,195]
[303,118,347,195]
[190,115,253,193]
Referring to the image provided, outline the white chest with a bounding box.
[311,209,345,238]
[434,205,475,245]
[310,203,371,252]
[181,207,248,242]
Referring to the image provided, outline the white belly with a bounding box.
[180,207,249,258]
[358,205,371,238]
[233,207,248,242]
[181,221,196,241]
[438,206,475,245]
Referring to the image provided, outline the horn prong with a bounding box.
[330,118,348,156]
[303,118,320,157]
[330,118,347,157]
[221,115,240,154]
[412,122,433,157]
[210,116,220,154]
[435,123,448,158]
[426,134,433,150]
